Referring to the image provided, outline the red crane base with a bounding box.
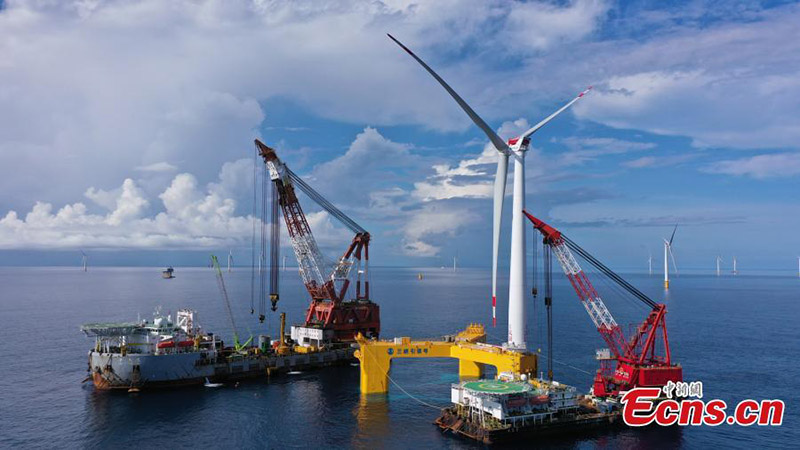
[304,300,380,342]
[593,363,683,398]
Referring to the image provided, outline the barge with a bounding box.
[81,308,355,391]
[435,377,621,444]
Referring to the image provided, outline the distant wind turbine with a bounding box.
[648,251,653,276]
[732,256,738,275]
[663,225,678,289]
[227,249,233,273]
[80,250,88,272]
[716,256,723,276]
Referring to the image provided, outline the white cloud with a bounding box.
[0,0,613,212]
[572,6,800,149]
[401,205,473,256]
[308,127,417,206]
[107,178,149,225]
[0,173,250,250]
[135,162,178,173]
[622,156,658,168]
[622,154,696,169]
[704,152,800,178]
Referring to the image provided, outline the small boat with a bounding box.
[204,378,223,388]
[162,266,175,279]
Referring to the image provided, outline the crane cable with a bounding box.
[287,169,365,234]
[250,143,258,315]
[562,236,658,309]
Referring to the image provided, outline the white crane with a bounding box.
[389,34,590,349]
[663,225,678,289]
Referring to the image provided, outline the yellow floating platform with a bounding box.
[354,324,537,394]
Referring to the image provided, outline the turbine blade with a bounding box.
[519,87,592,139]
[387,34,509,154]
[491,153,509,322]
[669,246,678,275]
[669,224,678,246]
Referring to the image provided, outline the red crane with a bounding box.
[255,140,379,341]
[524,210,682,398]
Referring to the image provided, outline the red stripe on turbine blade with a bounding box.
[492,295,496,307]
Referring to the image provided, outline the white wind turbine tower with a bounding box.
[227,249,233,273]
[732,256,738,275]
[648,251,653,276]
[663,225,678,289]
[80,250,88,272]
[389,34,590,349]
[716,255,723,276]
[453,255,457,272]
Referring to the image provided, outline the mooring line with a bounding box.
[362,347,446,410]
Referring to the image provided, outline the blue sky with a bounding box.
[0,0,798,272]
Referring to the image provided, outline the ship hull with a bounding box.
[88,347,356,391]
[435,406,622,444]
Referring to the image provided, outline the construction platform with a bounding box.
[354,324,537,394]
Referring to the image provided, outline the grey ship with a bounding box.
[81,308,354,391]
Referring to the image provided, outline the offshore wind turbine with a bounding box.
[648,252,653,276]
[663,225,678,289]
[227,249,233,273]
[80,250,88,272]
[716,255,723,276]
[732,256,738,275]
[389,34,590,349]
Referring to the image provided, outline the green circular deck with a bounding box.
[462,381,528,393]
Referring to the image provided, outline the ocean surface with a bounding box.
[0,266,797,449]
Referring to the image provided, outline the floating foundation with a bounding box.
[354,324,537,395]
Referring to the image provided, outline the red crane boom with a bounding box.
[524,210,682,397]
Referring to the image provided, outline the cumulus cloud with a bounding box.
[401,205,474,257]
[2,0,798,264]
[0,0,613,213]
[0,173,250,250]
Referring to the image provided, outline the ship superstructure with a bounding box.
[438,376,619,443]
